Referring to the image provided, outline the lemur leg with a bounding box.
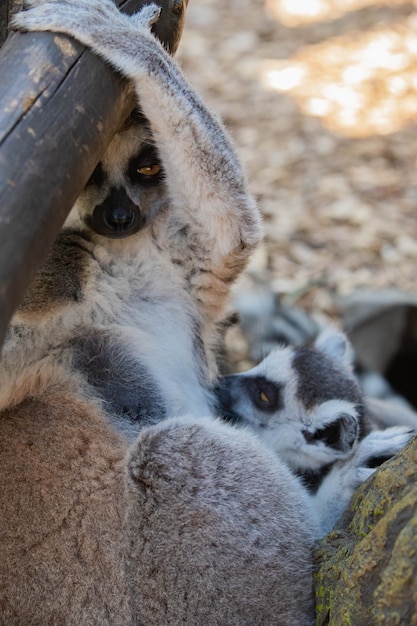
[311,426,415,537]
[14,0,262,321]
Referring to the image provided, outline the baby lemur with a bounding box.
[216,327,415,531]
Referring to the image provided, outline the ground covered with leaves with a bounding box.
[178,0,417,328]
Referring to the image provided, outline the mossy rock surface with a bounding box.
[314,436,417,626]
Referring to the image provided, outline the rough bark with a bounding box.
[314,436,417,625]
[0,0,188,349]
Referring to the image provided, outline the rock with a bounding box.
[314,435,417,625]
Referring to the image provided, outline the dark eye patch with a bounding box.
[244,376,283,413]
[127,146,163,187]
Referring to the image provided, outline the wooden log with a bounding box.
[0,0,189,349]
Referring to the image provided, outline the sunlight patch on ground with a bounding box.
[260,17,417,137]
[265,0,413,26]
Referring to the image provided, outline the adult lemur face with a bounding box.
[66,110,166,239]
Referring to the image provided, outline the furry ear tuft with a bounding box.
[315,328,353,366]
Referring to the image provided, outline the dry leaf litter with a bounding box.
[177,0,417,369]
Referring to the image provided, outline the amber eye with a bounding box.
[127,150,162,186]
[244,376,283,413]
[259,391,270,404]
[137,164,161,176]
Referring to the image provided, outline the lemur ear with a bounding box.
[314,328,353,366]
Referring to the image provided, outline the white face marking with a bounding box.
[65,122,165,241]
[217,342,362,473]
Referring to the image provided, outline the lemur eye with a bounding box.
[245,377,283,413]
[137,164,161,176]
[257,387,276,409]
[127,148,163,186]
[260,391,270,404]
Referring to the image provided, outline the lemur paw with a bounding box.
[321,426,414,495]
[13,0,120,36]
[342,425,415,490]
[13,0,159,40]
[12,0,165,80]
[313,427,415,536]
[355,425,415,469]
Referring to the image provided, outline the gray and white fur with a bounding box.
[1,2,319,625]
[216,328,416,533]
[5,0,263,434]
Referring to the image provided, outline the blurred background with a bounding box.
[177,0,417,322]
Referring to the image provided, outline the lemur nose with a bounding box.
[104,206,136,232]
[90,188,146,239]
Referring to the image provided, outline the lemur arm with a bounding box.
[14,0,263,322]
[310,425,415,537]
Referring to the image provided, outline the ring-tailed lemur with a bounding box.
[7,0,263,438]
[216,327,416,532]
[2,3,317,625]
